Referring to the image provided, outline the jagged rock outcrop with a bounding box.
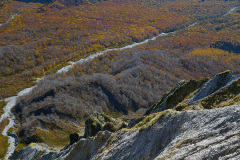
[147,70,240,114]
[92,105,240,160]
[11,104,240,160]
[84,112,116,138]
[127,116,145,128]
[102,122,117,132]
[187,70,233,103]
[69,133,79,145]
[64,131,112,160]
[11,131,112,160]
[10,143,58,160]
[117,122,128,130]
[145,77,209,114]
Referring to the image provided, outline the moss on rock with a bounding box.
[103,122,117,132]
[134,110,178,132]
[201,78,240,109]
[84,112,116,138]
[146,78,208,115]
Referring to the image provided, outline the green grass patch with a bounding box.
[16,120,84,150]
[35,129,70,148]
[15,143,27,152]
[0,118,9,159]
[0,101,7,116]
[134,110,178,132]
[201,78,240,109]
[217,94,240,108]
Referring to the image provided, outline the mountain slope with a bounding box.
[10,71,240,159]
[13,49,240,148]
[4,4,240,154]
[92,105,240,160]
[1,1,240,158]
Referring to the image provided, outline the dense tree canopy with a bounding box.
[15,0,54,4]
[211,41,240,53]
[0,0,238,98]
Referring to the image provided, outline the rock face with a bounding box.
[146,77,209,114]
[11,105,240,160]
[102,122,117,132]
[84,117,102,138]
[69,133,79,145]
[187,70,233,103]
[127,116,145,128]
[11,71,240,160]
[92,105,240,160]
[84,112,115,138]
[64,131,112,160]
[147,70,240,113]
[10,143,58,160]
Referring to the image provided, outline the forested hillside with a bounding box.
[15,0,54,4]
[14,0,103,5]
[0,0,237,99]
[0,0,240,157]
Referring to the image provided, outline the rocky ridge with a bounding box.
[147,70,240,114]
[10,71,240,159]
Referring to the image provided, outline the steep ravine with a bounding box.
[1,6,239,159]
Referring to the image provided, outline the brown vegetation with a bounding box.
[0,0,238,98]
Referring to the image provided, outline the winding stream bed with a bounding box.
[0,14,19,27]
[0,6,238,159]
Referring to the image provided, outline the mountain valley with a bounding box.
[0,0,240,159]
